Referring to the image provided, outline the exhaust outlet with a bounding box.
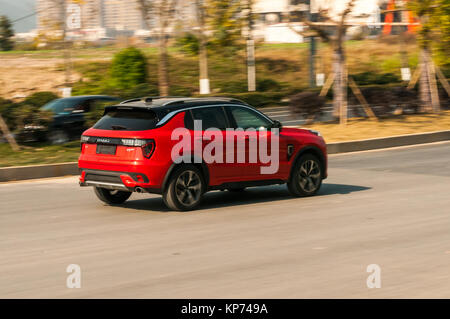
[135,187,145,193]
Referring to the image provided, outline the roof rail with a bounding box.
[162,97,249,107]
[120,96,187,105]
[202,97,249,105]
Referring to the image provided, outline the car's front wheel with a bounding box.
[163,165,205,211]
[94,187,132,205]
[287,154,323,197]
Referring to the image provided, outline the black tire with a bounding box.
[227,187,246,192]
[94,187,132,205]
[163,165,205,211]
[287,154,323,197]
[48,129,69,145]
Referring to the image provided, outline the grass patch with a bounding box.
[0,141,80,168]
[303,111,450,143]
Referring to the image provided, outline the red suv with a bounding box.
[79,97,327,211]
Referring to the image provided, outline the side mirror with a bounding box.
[271,120,283,131]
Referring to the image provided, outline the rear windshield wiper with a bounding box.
[111,125,127,130]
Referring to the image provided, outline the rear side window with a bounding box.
[188,107,228,130]
[228,106,272,129]
[93,109,158,131]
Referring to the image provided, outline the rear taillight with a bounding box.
[79,136,155,158]
[141,140,156,159]
[81,135,88,151]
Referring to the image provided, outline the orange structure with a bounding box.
[383,0,417,35]
[383,0,396,35]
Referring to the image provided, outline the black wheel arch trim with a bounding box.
[161,156,210,192]
[289,145,327,181]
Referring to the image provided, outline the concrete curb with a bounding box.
[0,162,78,182]
[0,130,449,182]
[326,130,450,154]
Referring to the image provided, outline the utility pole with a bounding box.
[196,0,210,95]
[243,0,256,92]
[308,0,316,88]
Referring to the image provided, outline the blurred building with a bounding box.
[36,0,194,41]
[35,0,404,44]
[254,0,389,43]
[37,0,146,40]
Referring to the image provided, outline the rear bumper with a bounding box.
[79,168,162,194]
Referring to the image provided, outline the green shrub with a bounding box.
[256,78,283,92]
[110,47,148,90]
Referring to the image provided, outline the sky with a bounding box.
[0,0,37,33]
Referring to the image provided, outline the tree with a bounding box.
[206,0,242,52]
[432,0,450,67]
[0,15,14,51]
[409,0,438,112]
[138,0,178,96]
[241,0,256,92]
[409,0,450,112]
[289,0,358,124]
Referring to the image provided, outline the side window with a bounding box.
[82,100,92,113]
[229,106,272,129]
[73,100,90,113]
[190,107,228,130]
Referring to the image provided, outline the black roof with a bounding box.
[105,96,250,119]
[119,96,247,108]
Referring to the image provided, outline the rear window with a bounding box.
[93,109,158,131]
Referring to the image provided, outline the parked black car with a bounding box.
[20,95,119,144]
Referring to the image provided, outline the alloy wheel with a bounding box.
[175,170,202,206]
[298,160,321,193]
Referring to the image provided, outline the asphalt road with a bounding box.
[1,142,450,298]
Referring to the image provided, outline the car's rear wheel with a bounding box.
[94,187,132,205]
[163,165,205,211]
[48,129,69,145]
[287,154,322,197]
